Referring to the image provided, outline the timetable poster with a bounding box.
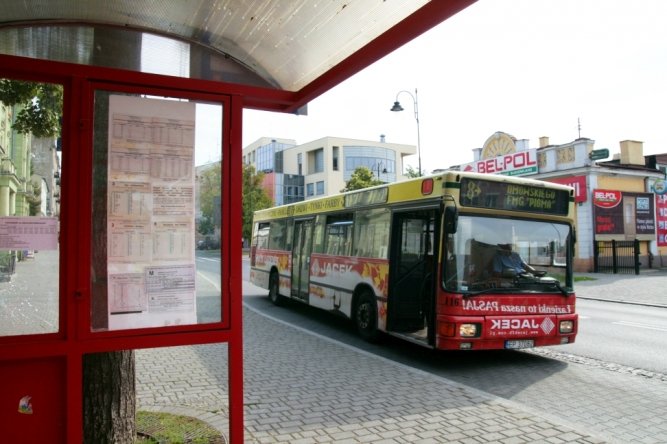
[107,95,197,330]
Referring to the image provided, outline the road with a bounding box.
[241,257,667,442]
[195,250,222,323]
[555,299,667,374]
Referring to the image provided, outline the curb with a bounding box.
[577,296,667,309]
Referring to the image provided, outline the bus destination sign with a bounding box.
[459,178,570,215]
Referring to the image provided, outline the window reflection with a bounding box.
[0,79,62,336]
[444,215,571,292]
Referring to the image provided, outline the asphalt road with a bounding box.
[559,298,667,374]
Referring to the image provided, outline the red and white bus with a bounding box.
[250,171,578,350]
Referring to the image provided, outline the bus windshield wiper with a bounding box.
[463,287,517,297]
[534,276,571,296]
[552,282,570,296]
[464,281,571,297]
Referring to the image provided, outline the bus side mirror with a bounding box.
[444,206,458,233]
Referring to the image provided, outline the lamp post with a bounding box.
[374,161,387,182]
[390,88,421,176]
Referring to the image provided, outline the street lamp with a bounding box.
[374,161,388,182]
[390,88,421,176]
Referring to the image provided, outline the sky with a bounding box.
[240,0,667,173]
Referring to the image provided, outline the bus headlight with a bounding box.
[460,323,479,338]
[559,320,574,334]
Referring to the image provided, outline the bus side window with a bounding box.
[255,223,270,250]
[353,208,389,259]
[325,222,353,256]
[268,220,287,250]
[285,220,293,251]
[251,222,270,265]
[312,215,326,254]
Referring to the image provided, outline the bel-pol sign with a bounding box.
[462,149,538,176]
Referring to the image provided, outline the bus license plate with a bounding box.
[505,340,534,349]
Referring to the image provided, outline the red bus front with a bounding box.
[435,293,577,350]
[435,214,578,350]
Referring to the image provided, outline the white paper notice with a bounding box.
[107,95,197,330]
[0,217,59,251]
[145,265,196,312]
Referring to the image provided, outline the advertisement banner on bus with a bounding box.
[485,316,556,338]
[310,254,389,297]
[440,295,574,317]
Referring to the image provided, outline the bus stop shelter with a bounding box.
[0,1,475,442]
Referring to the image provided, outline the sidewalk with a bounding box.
[575,267,667,307]
[135,270,667,443]
[137,309,607,443]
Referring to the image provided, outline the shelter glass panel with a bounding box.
[0,79,62,337]
[90,91,223,331]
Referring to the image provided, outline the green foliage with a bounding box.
[0,79,63,138]
[197,164,222,235]
[404,165,422,178]
[243,164,272,241]
[135,411,223,443]
[197,216,215,236]
[341,166,383,192]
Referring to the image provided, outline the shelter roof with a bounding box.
[0,0,475,112]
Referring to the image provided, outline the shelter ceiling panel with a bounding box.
[0,0,428,91]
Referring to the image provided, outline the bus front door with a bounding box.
[291,219,314,302]
[388,210,439,337]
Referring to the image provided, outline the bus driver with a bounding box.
[493,243,536,276]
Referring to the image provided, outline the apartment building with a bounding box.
[242,136,416,205]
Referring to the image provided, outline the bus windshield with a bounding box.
[443,215,572,293]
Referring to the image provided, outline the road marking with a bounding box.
[197,271,221,291]
[197,257,220,262]
[612,320,667,332]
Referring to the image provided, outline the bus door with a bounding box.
[388,209,440,335]
[291,218,314,302]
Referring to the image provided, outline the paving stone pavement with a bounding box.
[137,311,607,443]
[137,266,667,443]
[140,284,664,442]
[574,268,667,308]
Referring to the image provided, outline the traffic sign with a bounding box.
[589,148,609,160]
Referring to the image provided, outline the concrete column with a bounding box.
[9,190,15,215]
[0,186,9,216]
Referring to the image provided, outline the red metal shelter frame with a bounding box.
[0,54,252,442]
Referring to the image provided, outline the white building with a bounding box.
[243,136,416,205]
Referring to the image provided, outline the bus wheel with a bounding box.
[268,270,284,306]
[355,291,380,342]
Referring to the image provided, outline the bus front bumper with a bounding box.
[435,314,578,351]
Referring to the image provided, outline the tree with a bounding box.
[341,166,384,192]
[404,165,423,178]
[0,79,62,137]
[88,91,136,443]
[242,164,272,242]
[198,163,222,236]
[83,351,136,443]
[1,80,60,217]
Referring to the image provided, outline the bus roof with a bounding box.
[252,171,575,222]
